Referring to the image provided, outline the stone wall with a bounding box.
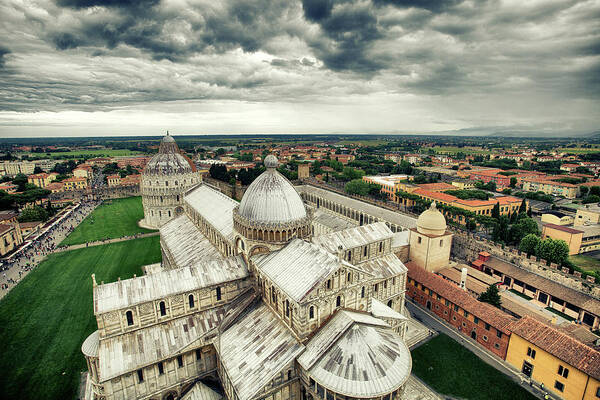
[202,177,247,201]
[450,229,600,300]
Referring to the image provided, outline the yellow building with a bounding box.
[451,180,476,190]
[541,211,574,226]
[522,177,578,199]
[27,172,57,188]
[541,224,583,255]
[575,205,600,226]
[106,174,121,187]
[506,316,600,400]
[62,177,88,190]
[362,175,408,202]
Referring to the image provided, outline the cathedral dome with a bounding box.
[238,155,307,225]
[143,133,195,175]
[416,202,447,236]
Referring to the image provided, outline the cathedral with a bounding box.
[81,135,452,400]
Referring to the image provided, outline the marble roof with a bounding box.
[184,185,238,240]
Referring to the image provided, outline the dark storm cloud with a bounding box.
[302,0,334,22]
[57,0,160,9]
[0,46,10,69]
[372,0,464,13]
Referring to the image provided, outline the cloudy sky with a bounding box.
[0,0,598,137]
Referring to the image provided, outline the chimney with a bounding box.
[460,267,468,291]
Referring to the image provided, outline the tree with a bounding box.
[12,174,28,192]
[345,179,371,196]
[510,177,517,188]
[491,202,500,219]
[519,233,540,255]
[582,195,600,204]
[33,166,43,174]
[519,198,527,214]
[466,218,477,231]
[509,217,540,244]
[535,238,569,265]
[580,186,589,196]
[18,206,49,222]
[478,284,502,308]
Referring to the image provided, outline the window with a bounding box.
[216,287,222,301]
[363,246,367,256]
[474,317,479,324]
[327,279,331,289]
[374,284,379,292]
[445,299,450,306]
[558,365,569,378]
[189,294,195,308]
[177,355,183,368]
[440,239,443,247]
[309,306,315,319]
[527,347,536,359]
[196,349,202,361]
[454,305,459,312]
[596,387,600,397]
[483,335,488,342]
[379,242,383,252]
[126,310,134,326]
[417,236,422,244]
[285,300,290,317]
[137,369,144,383]
[168,210,171,217]
[464,310,469,317]
[347,272,351,283]
[165,181,169,186]
[485,323,491,331]
[336,296,341,308]
[496,330,502,339]
[554,381,564,392]
[346,251,351,261]
[159,301,166,316]
[494,343,500,349]
[157,362,164,375]
[361,287,365,298]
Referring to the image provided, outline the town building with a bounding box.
[541,211,574,226]
[27,172,58,188]
[362,175,408,202]
[541,224,583,255]
[505,316,600,400]
[106,174,121,187]
[522,177,578,199]
[297,163,310,180]
[406,262,515,359]
[0,211,23,256]
[0,160,35,176]
[140,133,202,229]
[408,203,452,273]
[81,154,423,400]
[575,205,600,226]
[73,165,94,181]
[62,177,88,191]
[471,252,600,330]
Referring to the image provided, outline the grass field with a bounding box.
[0,236,162,400]
[570,254,600,272]
[411,334,537,400]
[20,149,143,159]
[61,197,155,246]
[430,146,492,155]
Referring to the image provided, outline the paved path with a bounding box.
[406,300,558,400]
[53,231,160,253]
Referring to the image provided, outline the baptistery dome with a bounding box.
[238,155,307,224]
[143,133,195,176]
[140,132,201,229]
[416,202,447,236]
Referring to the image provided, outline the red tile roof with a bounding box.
[543,223,584,235]
[406,261,516,333]
[417,183,455,192]
[509,316,600,380]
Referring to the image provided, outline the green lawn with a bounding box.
[0,236,162,400]
[411,334,537,400]
[61,197,155,246]
[570,254,600,272]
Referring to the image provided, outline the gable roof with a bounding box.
[312,222,394,254]
[252,239,364,304]
[510,316,600,380]
[184,184,238,240]
[218,303,303,400]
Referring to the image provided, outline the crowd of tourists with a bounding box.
[0,200,100,294]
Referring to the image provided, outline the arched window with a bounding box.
[347,272,351,283]
[168,210,171,217]
[165,181,169,186]
[159,301,166,316]
[363,246,368,257]
[216,287,222,301]
[440,239,444,247]
[285,300,290,317]
[336,296,341,308]
[361,286,365,298]
[309,306,315,319]
[346,251,351,261]
[126,310,134,326]
[177,195,180,202]
[175,180,178,186]
[379,242,383,252]
[188,294,195,308]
